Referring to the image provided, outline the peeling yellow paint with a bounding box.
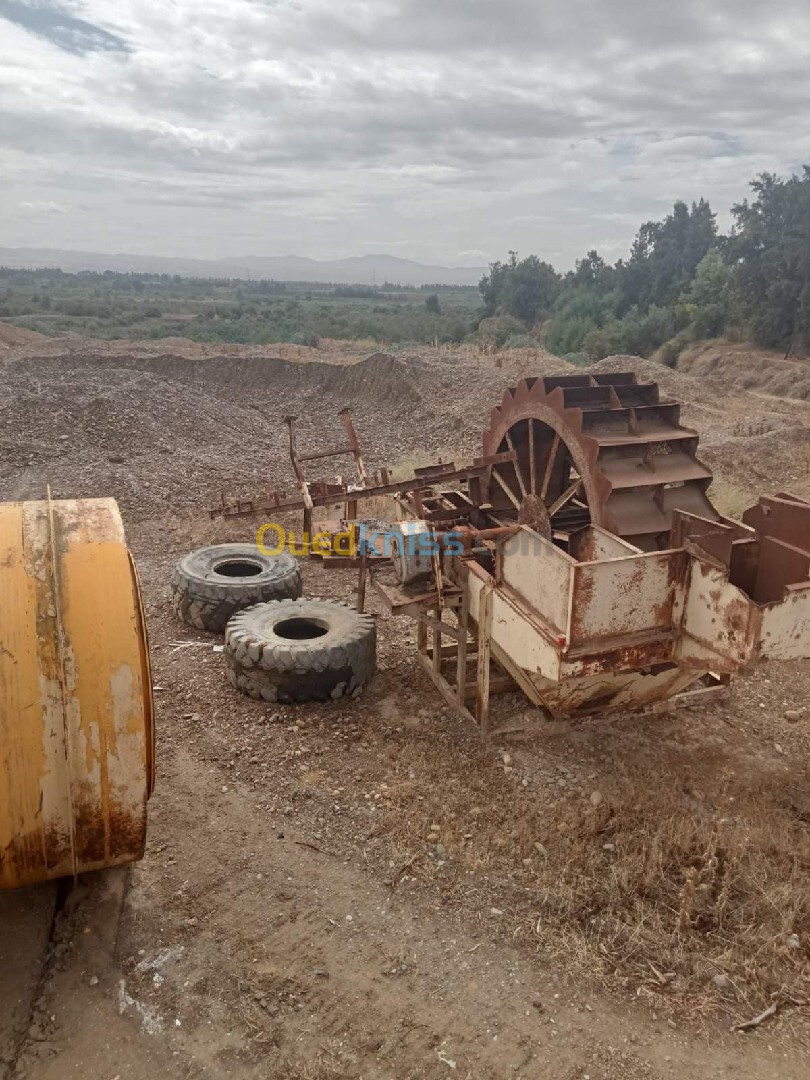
[0,498,153,889]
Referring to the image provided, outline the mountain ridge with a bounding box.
[0,247,486,286]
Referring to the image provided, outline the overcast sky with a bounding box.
[1,0,809,269]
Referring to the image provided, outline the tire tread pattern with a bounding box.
[224,599,376,703]
[172,544,302,633]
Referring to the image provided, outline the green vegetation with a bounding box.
[482,166,810,361]
[2,166,808,359]
[0,272,479,347]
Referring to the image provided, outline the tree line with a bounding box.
[479,166,810,362]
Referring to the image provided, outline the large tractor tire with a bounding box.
[172,544,302,633]
[224,599,377,703]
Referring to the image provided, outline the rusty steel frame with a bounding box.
[373,558,518,736]
[211,459,517,520]
[480,371,717,549]
[208,375,810,733]
[384,485,809,729]
[412,601,518,736]
[434,492,810,722]
[210,401,518,525]
[282,409,369,535]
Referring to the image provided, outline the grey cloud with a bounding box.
[0,0,808,264]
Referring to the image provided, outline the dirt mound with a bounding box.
[678,341,810,400]
[9,349,422,407]
[704,424,810,515]
[0,321,52,351]
[2,340,808,531]
[0,349,427,522]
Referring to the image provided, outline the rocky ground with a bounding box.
[1,330,809,1079]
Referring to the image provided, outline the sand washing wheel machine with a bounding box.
[477,372,718,549]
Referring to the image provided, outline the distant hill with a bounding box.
[0,248,486,287]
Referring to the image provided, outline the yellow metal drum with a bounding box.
[0,498,154,889]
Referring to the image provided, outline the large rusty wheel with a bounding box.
[481,372,717,549]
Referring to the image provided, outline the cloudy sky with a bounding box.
[1,0,809,269]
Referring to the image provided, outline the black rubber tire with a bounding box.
[172,544,302,633]
[224,599,377,703]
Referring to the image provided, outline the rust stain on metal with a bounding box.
[1,497,153,890]
[255,379,810,730]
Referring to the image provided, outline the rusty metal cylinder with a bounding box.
[0,498,154,889]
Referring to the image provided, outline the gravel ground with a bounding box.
[1,332,809,1079]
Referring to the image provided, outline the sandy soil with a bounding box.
[677,341,810,402]
[1,332,809,1079]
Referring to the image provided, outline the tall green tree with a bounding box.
[479,251,561,327]
[545,250,619,356]
[619,199,717,313]
[677,250,732,338]
[728,168,810,353]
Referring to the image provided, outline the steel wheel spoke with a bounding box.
[549,478,582,517]
[491,467,521,510]
[528,420,536,494]
[540,432,560,500]
[504,430,527,498]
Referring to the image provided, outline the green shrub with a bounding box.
[290,330,320,347]
[655,332,693,368]
[503,333,536,349]
[476,314,526,348]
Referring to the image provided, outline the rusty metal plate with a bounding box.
[0,498,153,889]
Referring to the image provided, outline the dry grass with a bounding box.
[379,727,810,1017]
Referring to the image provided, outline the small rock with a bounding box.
[787,933,801,950]
[88,975,99,987]
[602,842,615,852]
[784,709,805,722]
[534,842,547,857]
[490,907,504,916]
[712,973,732,991]
[502,753,513,766]
[590,791,603,807]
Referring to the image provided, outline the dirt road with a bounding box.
[3,719,806,1079]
